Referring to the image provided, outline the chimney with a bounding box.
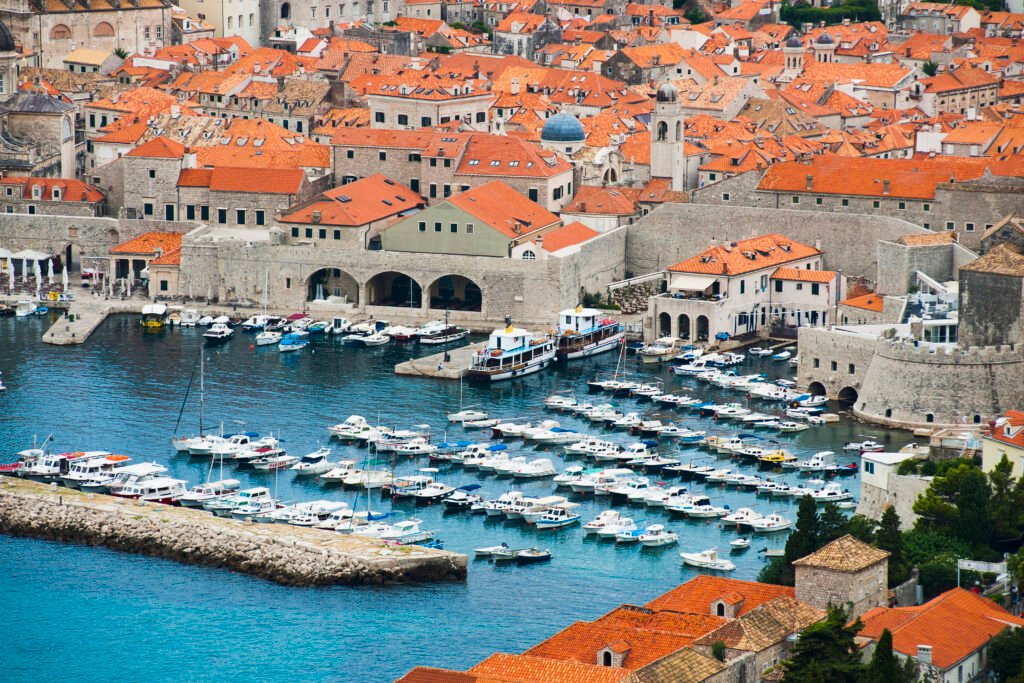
[805,174,813,190]
[882,179,891,195]
[312,210,321,224]
[917,645,932,665]
[511,77,520,95]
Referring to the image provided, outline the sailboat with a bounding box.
[171,349,207,452]
[587,335,630,393]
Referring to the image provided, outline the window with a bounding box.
[796,283,803,291]
[148,169,156,179]
[217,209,227,224]
[841,198,849,207]
[443,185,451,197]
[444,159,451,168]
[848,363,856,374]
[418,221,426,232]
[319,229,326,239]
[528,189,538,202]
[285,277,291,289]
[346,149,354,159]
[379,151,387,161]
[709,173,717,181]
[159,280,168,292]
[434,222,442,232]
[476,112,486,123]
[811,283,820,296]
[421,117,432,127]
[429,158,437,167]
[813,358,820,368]
[898,201,906,210]
[522,250,536,260]
[333,230,341,240]
[740,281,745,294]
[186,205,196,220]
[398,114,409,126]
[872,200,880,208]
[200,206,210,221]
[791,196,800,204]
[774,280,782,293]
[466,223,474,234]
[27,205,35,215]
[236,209,246,225]
[410,179,420,193]
[923,203,931,212]
[450,223,458,233]
[429,184,437,198]
[305,228,313,238]
[291,227,299,237]
[255,210,265,226]
[946,221,955,231]
[830,361,838,371]
[165,204,175,221]
[965,222,975,232]
[923,223,931,230]
[144,203,154,216]
[374,112,385,123]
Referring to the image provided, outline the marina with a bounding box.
[0,312,914,682]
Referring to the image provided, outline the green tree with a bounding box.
[113,47,129,60]
[988,455,1024,547]
[819,503,849,545]
[921,60,939,77]
[711,640,726,662]
[844,514,878,543]
[864,629,917,683]
[989,628,1024,682]
[774,495,821,585]
[918,561,958,600]
[782,605,864,683]
[913,462,992,549]
[683,5,708,22]
[876,506,906,586]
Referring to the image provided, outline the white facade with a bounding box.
[174,0,260,48]
[367,92,494,131]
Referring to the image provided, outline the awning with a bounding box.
[670,273,717,292]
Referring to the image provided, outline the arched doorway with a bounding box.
[808,381,826,397]
[837,386,858,406]
[696,315,709,342]
[677,314,691,340]
[658,312,671,337]
[307,267,359,304]
[366,271,422,308]
[428,274,482,311]
[280,2,290,18]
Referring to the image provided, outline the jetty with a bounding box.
[394,344,479,380]
[0,478,466,586]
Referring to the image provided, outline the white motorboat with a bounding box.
[638,337,682,364]
[389,474,436,499]
[530,427,579,444]
[467,320,556,382]
[110,477,188,505]
[844,440,884,453]
[596,516,638,538]
[511,458,557,479]
[205,487,273,516]
[392,438,438,457]
[179,309,200,327]
[289,447,334,476]
[534,506,581,530]
[203,323,234,345]
[680,548,735,571]
[241,314,272,331]
[544,393,578,410]
[80,462,167,494]
[777,421,809,433]
[811,482,854,503]
[730,538,751,550]
[722,507,763,526]
[798,451,835,472]
[771,351,791,361]
[448,408,488,423]
[418,324,467,345]
[60,453,131,489]
[481,491,524,517]
[21,450,109,483]
[686,503,730,519]
[748,347,772,357]
[410,482,456,503]
[553,465,587,487]
[255,330,282,346]
[177,479,241,508]
[583,510,622,535]
[474,542,512,558]
[328,415,374,441]
[492,420,532,438]
[570,468,633,494]
[744,513,793,533]
[231,498,280,521]
[638,524,679,547]
[442,486,483,509]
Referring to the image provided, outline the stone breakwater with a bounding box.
[0,479,466,586]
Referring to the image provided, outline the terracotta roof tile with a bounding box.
[562,186,638,215]
[771,267,836,283]
[0,176,104,203]
[469,654,630,682]
[448,181,560,238]
[897,232,957,246]
[792,534,889,572]
[694,597,826,652]
[841,293,885,312]
[281,174,422,226]
[125,136,185,159]
[540,221,600,252]
[644,576,795,617]
[630,647,726,683]
[110,231,184,256]
[990,410,1024,449]
[960,241,1024,276]
[668,234,821,277]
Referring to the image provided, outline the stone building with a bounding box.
[258,0,406,46]
[982,411,1024,477]
[0,175,105,216]
[793,534,889,620]
[174,0,260,47]
[918,64,1000,117]
[492,12,562,59]
[108,230,184,289]
[957,241,1024,348]
[856,453,928,530]
[0,88,77,178]
[362,71,494,132]
[0,0,172,69]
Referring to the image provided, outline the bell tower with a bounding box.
[650,82,686,191]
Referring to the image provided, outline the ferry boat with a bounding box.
[140,303,168,329]
[467,318,555,382]
[554,306,624,361]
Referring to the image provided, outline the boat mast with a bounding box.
[199,351,205,437]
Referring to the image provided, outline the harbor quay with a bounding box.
[0,478,466,586]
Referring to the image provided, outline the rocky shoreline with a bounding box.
[0,479,466,586]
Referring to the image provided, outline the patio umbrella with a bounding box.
[61,264,69,294]
[33,261,41,297]
[47,259,54,285]
[22,257,28,284]
[126,273,131,297]
[6,258,12,295]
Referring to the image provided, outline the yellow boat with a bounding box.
[758,450,797,465]
[140,303,168,329]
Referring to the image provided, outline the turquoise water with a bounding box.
[0,315,911,682]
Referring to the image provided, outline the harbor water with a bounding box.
[0,314,913,682]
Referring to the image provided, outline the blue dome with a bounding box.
[541,112,585,143]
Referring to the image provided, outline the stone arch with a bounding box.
[656,121,667,142]
[93,22,115,37]
[675,120,682,142]
[658,312,671,337]
[603,167,618,184]
[280,2,291,18]
[50,24,72,40]
[307,267,359,305]
[677,313,690,340]
[837,386,859,405]
[427,274,482,312]
[808,381,826,396]
[695,315,709,342]
[366,271,422,308]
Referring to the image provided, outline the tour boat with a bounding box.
[111,477,188,505]
[80,462,168,494]
[419,325,468,345]
[511,458,557,479]
[466,318,555,382]
[139,303,168,329]
[680,548,735,571]
[289,447,334,476]
[535,506,581,530]
[60,453,131,489]
[743,513,793,533]
[638,337,682,364]
[21,451,110,483]
[255,330,282,346]
[638,524,679,547]
[554,306,624,360]
[203,323,233,345]
[206,487,273,517]
[278,333,309,353]
[177,479,241,508]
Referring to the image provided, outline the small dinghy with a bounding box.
[730,538,752,550]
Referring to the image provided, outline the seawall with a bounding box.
[0,479,466,586]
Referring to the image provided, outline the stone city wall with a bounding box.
[795,326,878,399]
[856,477,929,529]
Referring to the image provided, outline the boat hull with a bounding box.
[558,330,624,361]
[466,350,555,382]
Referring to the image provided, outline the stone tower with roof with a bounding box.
[781,34,804,82]
[793,534,890,620]
[650,82,685,192]
[814,32,837,63]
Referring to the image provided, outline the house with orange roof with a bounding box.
[838,291,894,325]
[857,588,1024,680]
[360,70,494,132]
[559,185,641,230]
[0,176,106,217]
[279,174,424,252]
[174,0,260,46]
[493,11,562,60]
[601,43,688,85]
[175,166,312,228]
[380,180,562,258]
[649,233,829,341]
[899,2,981,35]
[84,87,185,140]
[108,231,184,296]
[170,6,215,44]
[982,410,1024,475]
[672,76,764,120]
[919,63,1000,116]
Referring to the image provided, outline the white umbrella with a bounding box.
[126,273,131,297]
[5,258,11,295]
[33,261,41,297]
[22,257,27,284]
[61,264,69,294]
[47,259,54,285]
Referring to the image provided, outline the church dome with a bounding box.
[541,112,585,143]
[785,35,802,48]
[817,32,834,45]
[0,20,15,53]
[656,82,678,103]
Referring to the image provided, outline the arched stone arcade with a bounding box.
[427,274,482,312]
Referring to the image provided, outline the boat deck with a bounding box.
[394,344,479,380]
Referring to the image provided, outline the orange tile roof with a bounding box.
[280,174,423,226]
[176,169,214,188]
[469,654,629,682]
[149,248,182,266]
[562,186,638,215]
[540,222,600,252]
[922,65,999,94]
[175,167,304,194]
[644,576,795,617]
[771,267,836,283]
[667,234,821,277]
[496,11,548,33]
[457,134,572,179]
[395,667,481,683]
[0,176,104,203]
[990,410,1024,449]
[841,293,884,312]
[859,588,1024,670]
[618,43,687,68]
[448,181,560,238]
[792,534,889,572]
[125,136,185,159]
[110,232,184,256]
[897,232,957,246]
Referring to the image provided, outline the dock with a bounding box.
[394,343,480,380]
[0,478,466,586]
